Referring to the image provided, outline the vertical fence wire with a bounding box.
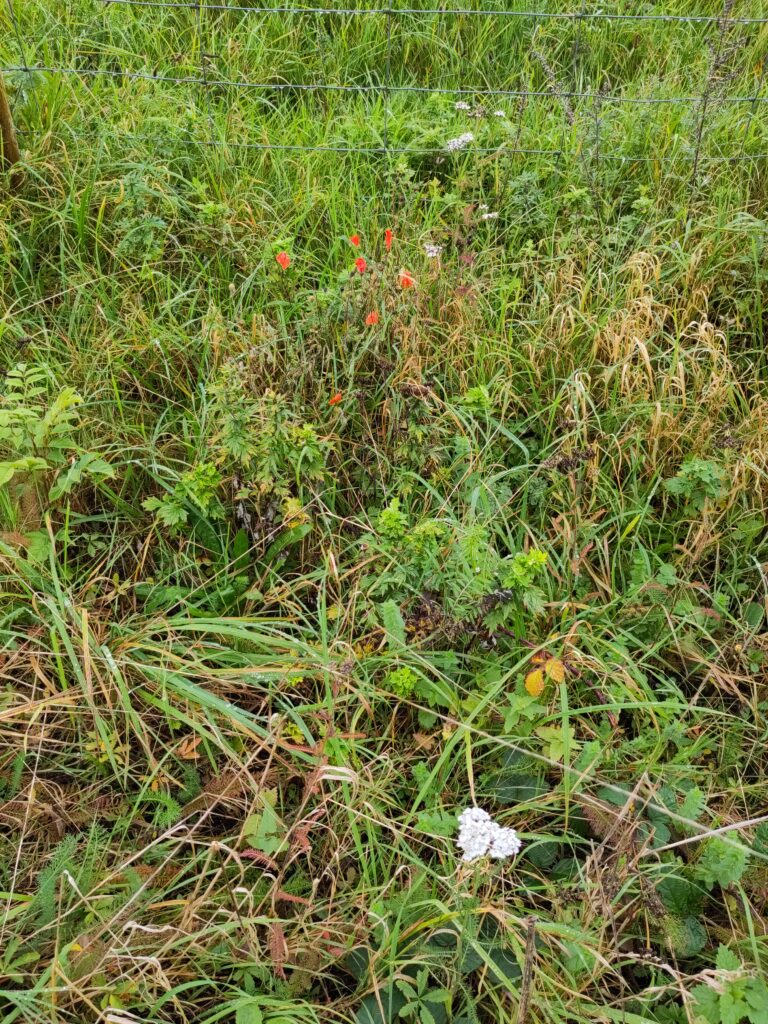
[689,0,736,205]
[384,4,395,230]
[4,0,40,124]
[740,38,768,158]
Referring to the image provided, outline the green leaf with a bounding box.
[695,839,749,890]
[26,530,52,565]
[49,452,114,501]
[423,989,451,1005]
[535,724,580,763]
[417,708,438,729]
[415,810,456,838]
[379,599,406,648]
[656,873,705,917]
[745,979,768,1023]
[526,841,559,868]
[744,602,764,629]
[486,771,547,805]
[503,693,545,730]
[716,944,741,972]
[235,1000,263,1024]
[243,790,285,855]
[662,915,707,957]
[721,989,749,1024]
[690,986,720,1024]
[356,986,407,1024]
[0,456,49,486]
[679,787,707,829]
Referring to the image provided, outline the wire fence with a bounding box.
[3,1,768,183]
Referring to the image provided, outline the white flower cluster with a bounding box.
[446,132,474,152]
[454,101,471,111]
[423,242,444,258]
[481,211,499,220]
[456,807,522,862]
[494,110,506,117]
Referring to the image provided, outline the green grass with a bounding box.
[2,2,768,1023]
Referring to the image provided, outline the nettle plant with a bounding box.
[0,363,114,534]
[144,364,330,534]
[665,457,729,512]
[363,497,549,632]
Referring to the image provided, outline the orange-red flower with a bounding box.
[350,234,361,247]
[385,228,393,252]
[329,392,343,406]
[365,310,379,325]
[275,251,290,270]
[355,257,367,274]
[399,269,414,288]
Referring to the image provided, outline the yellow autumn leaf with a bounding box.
[545,657,566,683]
[525,667,545,697]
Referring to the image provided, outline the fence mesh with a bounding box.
[2,1,768,188]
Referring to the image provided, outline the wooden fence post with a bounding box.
[0,71,21,189]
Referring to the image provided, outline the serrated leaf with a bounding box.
[695,838,749,890]
[49,452,114,501]
[535,724,580,763]
[0,456,49,486]
[663,915,707,957]
[236,1001,263,1024]
[745,979,768,1021]
[715,944,741,971]
[679,787,707,828]
[691,984,721,1024]
[418,708,438,729]
[526,840,559,868]
[545,657,566,683]
[416,810,456,838]
[26,530,52,565]
[525,668,545,697]
[656,873,705,917]
[356,987,407,1024]
[243,789,285,855]
[721,989,749,1024]
[379,599,406,648]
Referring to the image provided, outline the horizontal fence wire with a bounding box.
[12,125,768,161]
[101,0,768,25]
[5,65,768,105]
[4,1,768,177]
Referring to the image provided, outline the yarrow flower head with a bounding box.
[454,101,471,111]
[494,110,506,117]
[446,132,474,152]
[481,211,499,220]
[423,242,443,258]
[456,806,522,863]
